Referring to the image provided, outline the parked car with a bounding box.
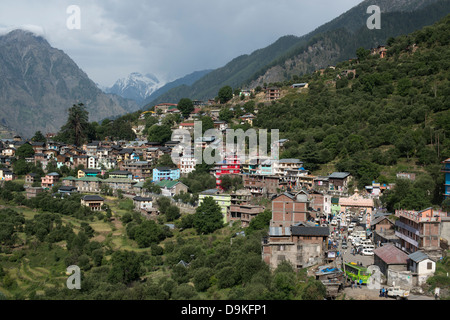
[362,248,374,256]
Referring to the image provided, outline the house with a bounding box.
[243,174,279,197]
[25,173,38,184]
[109,170,133,180]
[290,83,309,89]
[227,204,265,227]
[133,196,153,212]
[58,185,78,195]
[81,195,104,211]
[265,87,280,100]
[178,155,197,174]
[198,189,231,223]
[328,172,352,191]
[75,176,103,193]
[214,154,241,187]
[395,208,446,260]
[271,191,311,233]
[41,172,60,189]
[156,180,188,197]
[262,223,329,270]
[120,160,153,180]
[239,113,256,125]
[78,169,102,178]
[370,212,398,247]
[373,244,410,286]
[0,169,15,181]
[102,177,137,193]
[155,103,178,114]
[152,167,180,182]
[407,251,436,286]
[25,186,44,199]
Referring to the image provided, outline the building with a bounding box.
[58,186,78,195]
[156,180,189,197]
[25,173,38,184]
[407,251,436,286]
[328,172,352,191]
[262,223,329,270]
[243,174,279,197]
[78,169,102,179]
[152,167,181,182]
[81,195,104,211]
[0,169,15,181]
[227,204,265,227]
[271,191,311,233]
[109,170,133,180]
[25,186,44,199]
[370,212,398,246]
[395,208,447,259]
[178,155,197,174]
[214,154,241,187]
[120,160,153,180]
[373,244,409,285]
[41,172,60,189]
[198,189,232,223]
[132,196,153,212]
[265,87,280,100]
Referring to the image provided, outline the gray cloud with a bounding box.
[0,0,362,86]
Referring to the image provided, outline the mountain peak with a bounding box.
[106,72,165,103]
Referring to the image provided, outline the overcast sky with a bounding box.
[0,0,363,87]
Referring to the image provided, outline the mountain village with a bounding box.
[1,66,449,299]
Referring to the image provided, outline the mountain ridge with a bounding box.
[0,29,138,138]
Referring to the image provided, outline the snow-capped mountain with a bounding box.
[106,72,165,103]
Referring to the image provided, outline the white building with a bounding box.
[408,251,436,286]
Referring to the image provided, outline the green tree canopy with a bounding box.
[193,197,223,234]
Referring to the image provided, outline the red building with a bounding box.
[214,154,241,188]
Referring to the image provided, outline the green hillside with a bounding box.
[254,14,450,211]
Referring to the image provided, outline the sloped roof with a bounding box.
[408,251,430,263]
[329,172,351,179]
[373,244,409,265]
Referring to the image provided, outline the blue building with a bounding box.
[442,158,450,199]
[152,167,180,182]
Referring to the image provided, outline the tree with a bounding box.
[166,205,181,221]
[59,103,90,146]
[218,86,233,104]
[31,131,46,142]
[193,197,223,234]
[147,124,172,144]
[178,98,194,118]
[108,250,143,284]
[356,47,370,61]
[16,143,35,159]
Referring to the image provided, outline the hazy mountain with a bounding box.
[0,29,138,138]
[141,69,212,108]
[146,0,449,105]
[105,72,164,104]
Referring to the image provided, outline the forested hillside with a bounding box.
[254,14,450,211]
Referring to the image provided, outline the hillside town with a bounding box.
[1,81,449,299]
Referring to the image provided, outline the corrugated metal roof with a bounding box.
[291,226,329,236]
[408,251,429,263]
[329,172,350,179]
[373,244,408,265]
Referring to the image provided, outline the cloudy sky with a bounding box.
[0,0,363,87]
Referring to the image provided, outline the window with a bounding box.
[427,262,432,270]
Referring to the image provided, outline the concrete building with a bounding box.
[81,195,104,211]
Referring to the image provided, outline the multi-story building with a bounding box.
[243,174,279,197]
[214,154,241,188]
[271,191,311,233]
[198,189,231,223]
[41,172,60,189]
[120,160,153,180]
[395,208,447,259]
[178,155,197,174]
[152,167,180,182]
[81,195,104,211]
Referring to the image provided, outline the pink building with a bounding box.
[41,172,60,189]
